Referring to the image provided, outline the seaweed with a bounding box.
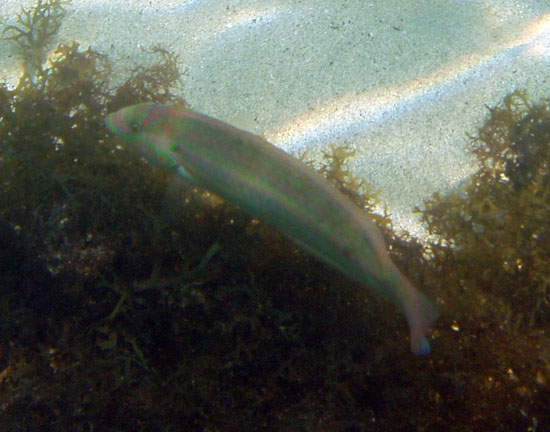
[412,90,550,430]
[2,0,72,78]
[109,45,185,107]
[422,90,550,328]
[0,32,430,428]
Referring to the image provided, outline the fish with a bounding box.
[105,103,437,354]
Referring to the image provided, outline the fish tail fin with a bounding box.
[406,286,438,355]
[387,268,437,355]
[374,264,438,354]
[402,276,437,355]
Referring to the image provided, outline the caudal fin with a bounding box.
[407,289,438,355]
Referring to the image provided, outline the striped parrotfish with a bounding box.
[105,103,437,354]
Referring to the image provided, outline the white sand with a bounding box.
[1,0,549,237]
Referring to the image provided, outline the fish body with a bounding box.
[105,103,437,354]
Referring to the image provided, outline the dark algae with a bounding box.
[417,90,550,431]
[1,1,550,430]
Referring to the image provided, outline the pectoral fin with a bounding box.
[176,165,195,183]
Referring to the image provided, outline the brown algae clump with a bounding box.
[422,90,550,329]
[3,0,72,77]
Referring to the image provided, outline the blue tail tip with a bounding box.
[412,337,431,355]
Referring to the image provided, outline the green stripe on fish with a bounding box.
[105,103,437,354]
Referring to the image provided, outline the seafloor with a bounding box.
[1,0,550,236]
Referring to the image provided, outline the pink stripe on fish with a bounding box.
[142,105,169,127]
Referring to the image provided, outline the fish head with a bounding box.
[105,103,180,171]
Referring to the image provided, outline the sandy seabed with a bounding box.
[1,0,550,236]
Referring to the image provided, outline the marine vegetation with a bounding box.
[418,90,550,429]
[2,0,72,78]
[422,90,550,328]
[0,36,430,430]
[0,1,550,429]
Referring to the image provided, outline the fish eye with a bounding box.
[129,121,142,133]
